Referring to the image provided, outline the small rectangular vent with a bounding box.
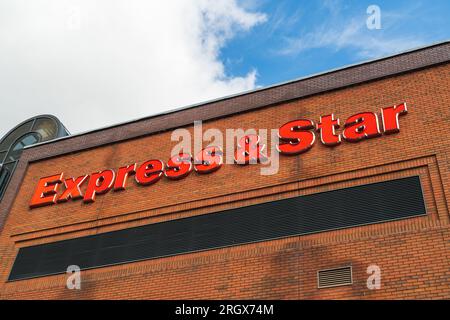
[317,266,353,288]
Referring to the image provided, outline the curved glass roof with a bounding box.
[0,115,69,201]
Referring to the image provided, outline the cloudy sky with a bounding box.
[0,0,449,137]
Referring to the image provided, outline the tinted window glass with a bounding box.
[5,133,40,162]
[32,118,58,142]
[0,163,13,199]
[0,121,33,152]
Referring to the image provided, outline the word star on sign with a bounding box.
[29,103,407,209]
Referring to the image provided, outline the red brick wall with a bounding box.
[0,63,449,299]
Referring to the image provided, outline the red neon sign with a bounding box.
[29,103,408,209]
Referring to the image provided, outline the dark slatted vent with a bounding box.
[318,266,353,288]
[9,176,426,281]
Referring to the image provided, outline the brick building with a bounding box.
[0,41,449,299]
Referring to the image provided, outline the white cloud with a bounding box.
[277,8,425,59]
[0,0,266,137]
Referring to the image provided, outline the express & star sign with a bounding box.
[29,103,407,209]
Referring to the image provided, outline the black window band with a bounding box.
[9,175,426,281]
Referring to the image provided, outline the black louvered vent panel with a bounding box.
[9,176,426,281]
[318,266,353,288]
